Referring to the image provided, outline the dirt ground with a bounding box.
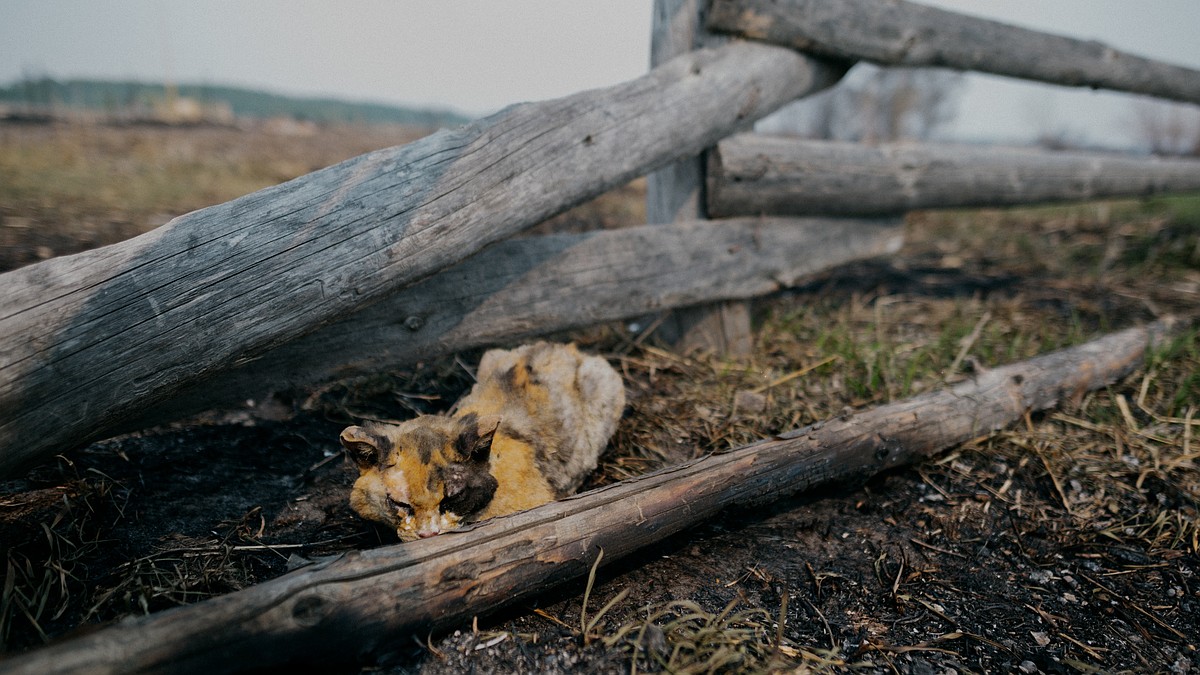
[1,122,1198,673]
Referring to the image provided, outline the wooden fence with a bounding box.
[2,0,1199,671]
[2,0,1199,477]
[651,0,1200,353]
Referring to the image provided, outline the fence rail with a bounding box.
[708,135,1200,217]
[119,217,901,434]
[708,0,1200,104]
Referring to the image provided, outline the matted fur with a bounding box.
[341,342,624,541]
[461,342,625,495]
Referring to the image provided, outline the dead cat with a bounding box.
[339,342,625,541]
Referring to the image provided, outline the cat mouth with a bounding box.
[395,528,440,542]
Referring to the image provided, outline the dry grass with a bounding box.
[0,460,127,649]
[502,266,1197,671]
[546,192,1198,672]
[0,121,428,270]
[604,599,796,674]
[507,318,1195,672]
[590,294,1101,486]
[82,508,278,622]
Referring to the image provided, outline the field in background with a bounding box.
[0,121,430,271]
[0,121,1198,672]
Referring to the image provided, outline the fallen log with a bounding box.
[124,217,903,432]
[0,41,844,478]
[1,319,1182,675]
[707,0,1200,105]
[708,135,1200,218]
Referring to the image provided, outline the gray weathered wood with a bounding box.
[1,319,1181,675]
[708,0,1200,105]
[647,0,730,226]
[123,217,904,432]
[708,134,1200,217]
[0,42,845,478]
[648,0,752,356]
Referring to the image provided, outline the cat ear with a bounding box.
[340,426,383,470]
[456,414,500,463]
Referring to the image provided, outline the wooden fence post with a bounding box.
[647,0,753,356]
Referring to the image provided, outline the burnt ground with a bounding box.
[3,251,1197,673]
[1,123,1198,673]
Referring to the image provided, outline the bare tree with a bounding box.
[1023,90,1086,151]
[1130,99,1200,156]
[756,64,964,142]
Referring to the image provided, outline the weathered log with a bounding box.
[708,134,1200,218]
[0,42,845,478]
[124,217,904,432]
[707,0,1200,105]
[0,319,1182,675]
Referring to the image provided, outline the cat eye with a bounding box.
[386,496,412,514]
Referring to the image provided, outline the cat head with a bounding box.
[340,413,500,542]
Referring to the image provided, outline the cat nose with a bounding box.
[417,530,439,539]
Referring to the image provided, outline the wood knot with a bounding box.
[441,561,480,583]
[874,435,903,462]
[291,595,328,627]
[736,86,761,120]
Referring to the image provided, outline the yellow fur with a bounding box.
[341,342,624,542]
[474,436,557,519]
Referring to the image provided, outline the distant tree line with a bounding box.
[1129,99,1200,156]
[0,76,471,128]
[757,64,964,143]
[758,63,1200,157]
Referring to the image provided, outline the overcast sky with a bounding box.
[2,1,1198,148]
